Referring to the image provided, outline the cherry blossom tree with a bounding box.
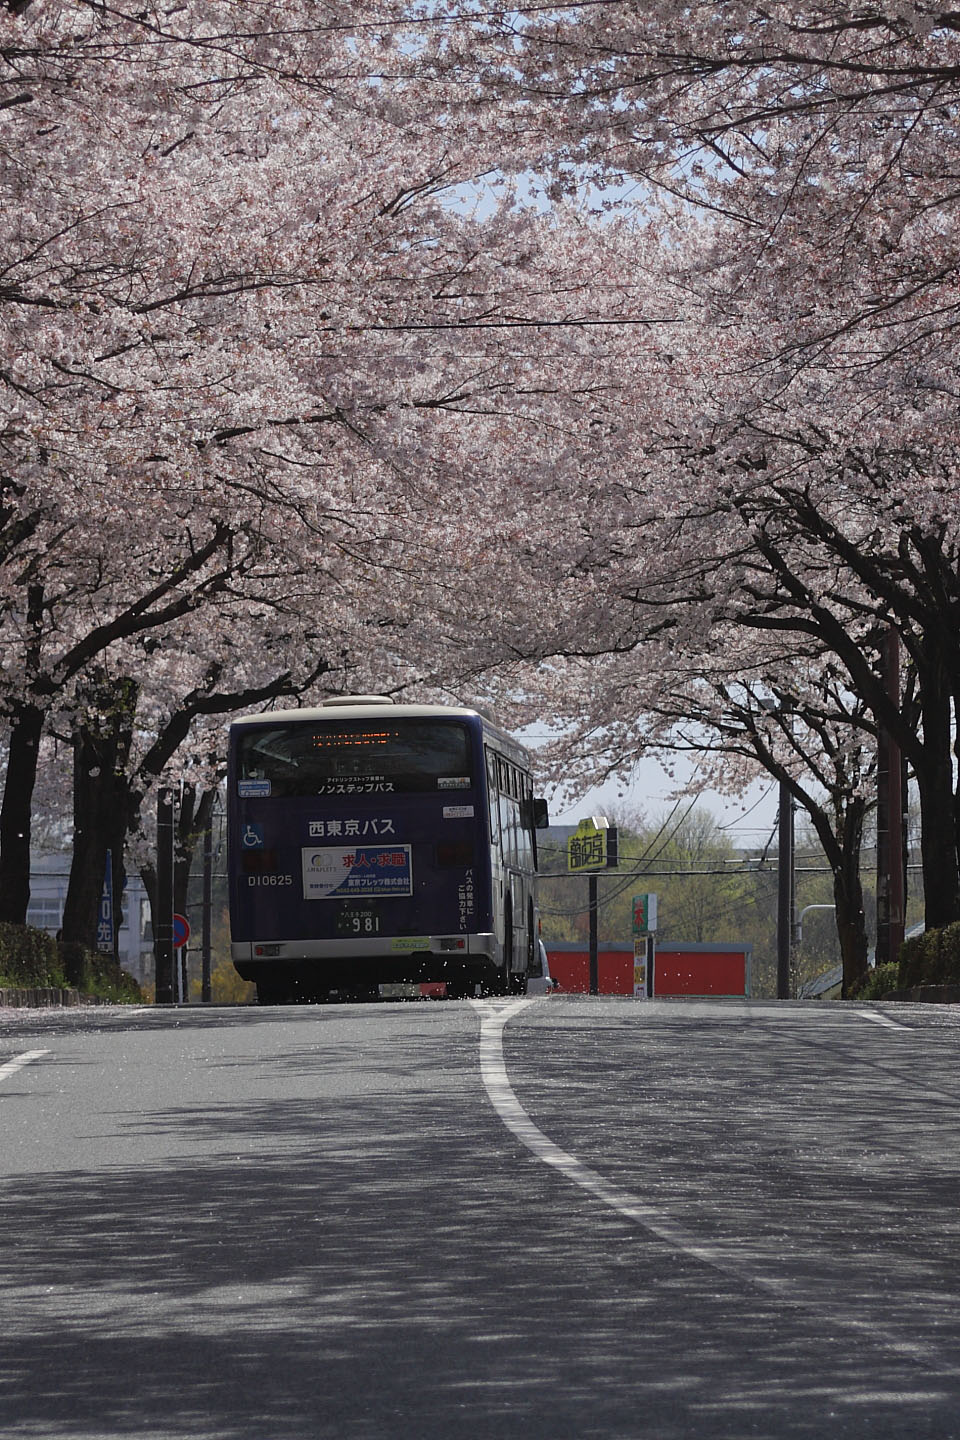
[384,2,960,941]
[3,0,653,949]
[7,0,960,970]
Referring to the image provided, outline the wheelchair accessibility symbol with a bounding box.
[242,824,265,849]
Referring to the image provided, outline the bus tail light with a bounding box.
[436,842,474,868]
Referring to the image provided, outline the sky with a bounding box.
[546,753,781,853]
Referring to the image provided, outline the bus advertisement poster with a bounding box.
[301,844,413,900]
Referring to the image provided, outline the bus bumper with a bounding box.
[231,933,497,965]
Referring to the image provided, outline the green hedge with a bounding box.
[0,922,141,1001]
[852,961,900,1001]
[0,922,66,988]
[84,949,142,1003]
[57,940,141,1001]
[898,922,960,990]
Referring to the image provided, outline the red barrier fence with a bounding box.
[545,942,751,997]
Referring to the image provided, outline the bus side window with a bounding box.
[508,764,522,867]
[486,750,501,848]
[499,759,515,866]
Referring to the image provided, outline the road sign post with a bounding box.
[633,940,648,998]
[568,819,619,995]
[202,819,213,1003]
[632,893,657,998]
[589,874,599,995]
[155,791,175,1005]
[173,914,191,1004]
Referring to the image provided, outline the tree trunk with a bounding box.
[0,701,44,925]
[801,791,870,999]
[60,726,121,948]
[913,655,960,929]
[60,680,137,950]
[835,853,869,999]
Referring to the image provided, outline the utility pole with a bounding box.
[876,626,905,968]
[566,817,616,996]
[777,777,794,999]
[588,874,599,995]
[201,813,213,1003]
[760,697,795,999]
[155,789,175,1005]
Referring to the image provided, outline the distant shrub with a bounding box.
[84,948,142,1002]
[0,922,66,988]
[57,939,92,989]
[930,923,960,985]
[190,958,256,1005]
[897,923,960,990]
[52,941,139,1001]
[852,961,900,1001]
[898,932,927,990]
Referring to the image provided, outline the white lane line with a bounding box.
[856,1009,910,1031]
[0,1049,49,1084]
[474,999,774,1287]
[472,998,953,1372]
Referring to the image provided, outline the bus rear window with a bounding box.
[236,720,474,797]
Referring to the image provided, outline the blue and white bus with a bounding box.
[227,697,548,1003]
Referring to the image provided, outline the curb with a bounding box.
[0,987,110,1009]
[885,985,960,1004]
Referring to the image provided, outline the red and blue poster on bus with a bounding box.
[301,844,413,900]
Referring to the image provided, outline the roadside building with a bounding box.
[26,854,154,984]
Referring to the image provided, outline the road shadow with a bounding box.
[3,1001,960,1438]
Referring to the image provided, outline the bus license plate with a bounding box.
[336,910,380,937]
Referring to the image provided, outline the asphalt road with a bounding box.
[2,995,960,1440]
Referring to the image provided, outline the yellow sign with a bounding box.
[567,817,609,873]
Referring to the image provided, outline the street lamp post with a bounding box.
[776,777,795,999]
[201,812,213,1004]
[759,698,796,1002]
[796,903,836,945]
[155,788,175,1005]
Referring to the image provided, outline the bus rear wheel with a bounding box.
[256,978,292,1005]
[510,898,534,995]
[496,901,514,995]
[446,975,478,999]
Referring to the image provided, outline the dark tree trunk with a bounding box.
[834,837,869,999]
[60,725,122,948]
[916,766,959,928]
[954,693,960,905]
[801,790,870,1000]
[0,701,44,925]
[0,581,48,927]
[913,656,960,929]
[60,680,137,950]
